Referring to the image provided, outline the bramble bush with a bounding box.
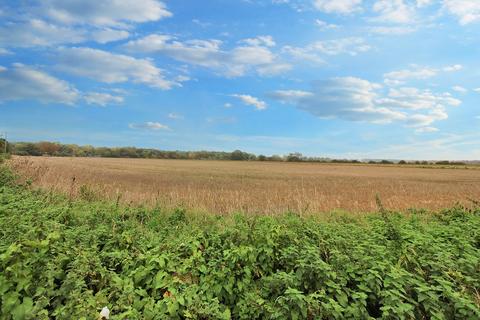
[0,164,479,319]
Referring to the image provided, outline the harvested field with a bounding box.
[10,156,480,214]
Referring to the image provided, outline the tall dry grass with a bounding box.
[9,156,480,214]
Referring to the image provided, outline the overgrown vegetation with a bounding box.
[0,164,479,319]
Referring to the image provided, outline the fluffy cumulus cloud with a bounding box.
[283,37,371,63]
[240,35,276,47]
[38,0,172,27]
[0,48,12,55]
[415,126,439,133]
[124,34,290,77]
[384,66,437,81]
[452,85,467,93]
[129,122,170,130]
[313,0,363,14]
[372,0,415,24]
[0,19,86,48]
[383,64,463,85]
[91,28,130,44]
[84,92,124,106]
[311,0,480,27]
[0,0,172,47]
[443,64,463,72]
[379,87,461,110]
[368,26,417,35]
[0,20,133,47]
[0,63,79,104]
[443,0,480,25]
[315,19,339,30]
[0,63,122,106]
[270,77,405,123]
[269,77,461,131]
[56,47,177,89]
[231,94,267,110]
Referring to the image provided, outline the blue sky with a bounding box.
[0,0,479,160]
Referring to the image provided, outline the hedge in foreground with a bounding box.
[0,165,479,319]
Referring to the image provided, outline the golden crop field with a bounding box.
[10,156,480,214]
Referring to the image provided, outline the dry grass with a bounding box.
[9,156,480,214]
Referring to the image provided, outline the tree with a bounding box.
[14,142,41,156]
[231,150,247,161]
[37,141,60,155]
[287,152,303,162]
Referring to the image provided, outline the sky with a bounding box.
[0,0,479,160]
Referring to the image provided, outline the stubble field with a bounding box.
[10,156,480,214]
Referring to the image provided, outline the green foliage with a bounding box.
[78,185,99,202]
[0,165,479,319]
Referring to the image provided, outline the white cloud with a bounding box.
[0,63,125,106]
[0,19,86,47]
[372,0,415,24]
[124,34,289,77]
[256,63,293,76]
[313,0,363,14]
[129,122,170,130]
[268,90,314,103]
[406,109,448,127]
[231,45,275,65]
[281,46,325,64]
[474,88,480,93]
[269,77,461,130]
[416,0,433,7]
[315,19,339,30]
[0,63,79,104]
[452,85,467,93]
[231,94,267,110]
[384,64,465,85]
[0,48,12,55]
[91,28,130,44]
[443,64,463,72]
[168,112,183,119]
[40,0,172,27]
[0,20,133,47]
[0,1,170,47]
[368,26,416,35]
[384,79,405,86]
[84,92,124,106]
[380,87,461,110]
[56,47,177,89]
[384,66,437,81]
[283,37,370,63]
[415,126,439,133]
[270,77,405,123]
[443,0,480,25]
[312,37,371,55]
[240,35,276,47]
[126,35,223,67]
[206,116,237,124]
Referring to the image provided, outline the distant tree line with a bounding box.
[5,141,467,165]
